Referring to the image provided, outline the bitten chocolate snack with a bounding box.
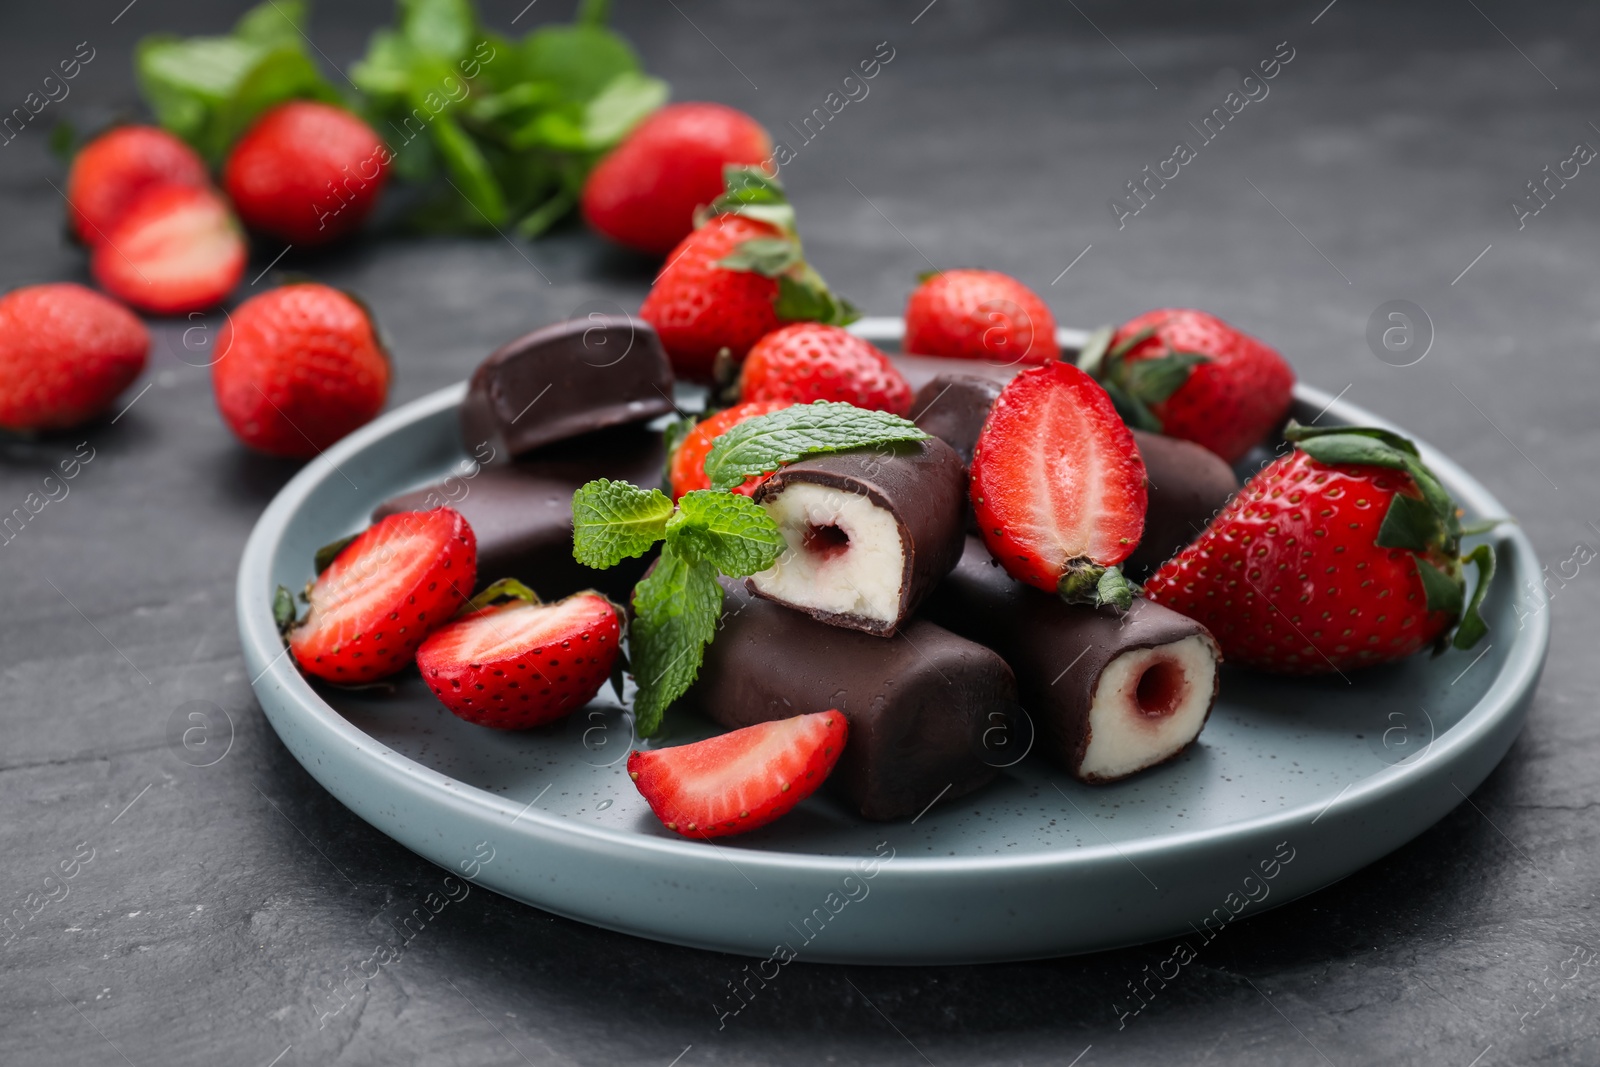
[1123,430,1239,579]
[926,538,1220,783]
[459,316,675,459]
[909,372,1237,576]
[373,427,665,602]
[747,438,966,637]
[690,578,1018,821]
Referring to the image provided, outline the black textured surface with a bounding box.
[3,2,1597,1064]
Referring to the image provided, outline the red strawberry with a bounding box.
[1085,308,1295,464]
[212,283,390,458]
[223,101,390,246]
[90,184,247,315]
[417,584,622,729]
[669,399,792,500]
[738,323,913,416]
[903,269,1059,366]
[970,362,1148,606]
[66,125,209,246]
[0,284,149,432]
[288,508,478,684]
[627,710,847,838]
[639,167,854,382]
[582,103,772,255]
[1144,424,1497,674]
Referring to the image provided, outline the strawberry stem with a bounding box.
[1057,560,1134,612]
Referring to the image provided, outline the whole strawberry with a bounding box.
[91,185,247,315]
[0,284,149,432]
[639,167,854,382]
[739,323,912,416]
[1144,423,1498,674]
[582,103,772,255]
[212,283,389,457]
[1083,308,1295,464]
[288,508,477,684]
[903,269,1059,365]
[223,101,389,246]
[66,125,209,245]
[668,399,792,499]
[970,361,1147,608]
[417,582,622,729]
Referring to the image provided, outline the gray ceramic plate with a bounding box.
[236,318,1547,964]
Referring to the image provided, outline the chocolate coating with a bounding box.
[925,538,1219,782]
[373,427,665,602]
[748,438,967,636]
[911,374,1003,469]
[908,372,1237,577]
[459,316,675,460]
[690,579,1018,821]
[1124,430,1239,580]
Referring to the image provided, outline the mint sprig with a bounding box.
[574,401,930,734]
[702,401,929,491]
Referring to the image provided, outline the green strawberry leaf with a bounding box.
[1376,492,1444,553]
[706,165,793,231]
[571,479,673,568]
[1123,351,1208,405]
[1453,543,1496,650]
[1284,421,1421,458]
[702,401,930,491]
[1098,377,1163,433]
[313,533,359,575]
[668,490,784,577]
[1057,561,1133,612]
[773,272,859,326]
[462,577,541,613]
[272,584,299,635]
[1414,557,1465,618]
[1074,325,1114,374]
[1107,325,1156,360]
[628,541,722,735]
[717,237,803,276]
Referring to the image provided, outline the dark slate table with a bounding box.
[3,1,1597,1064]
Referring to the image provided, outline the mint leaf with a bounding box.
[521,24,640,102]
[401,0,477,63]
[703,401,930,491]
[234,0,308,48]
[571,479,673,568]
[669,490,784,577]
[629,542,721,735]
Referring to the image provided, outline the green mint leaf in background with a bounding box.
[668,490,784,577]
[571,479,673,568]
[135,1,339,162]
[400,0,477,63]
[521,23,640,102]
[703,401,930,491]
[430,111,509,224]
[628,541,721,736]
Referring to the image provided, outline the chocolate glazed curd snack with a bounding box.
[745,438,966,637]
[375,427,665,601]
[690,578,1018,820]
[459,315,676,459]
[926,538,1220,783]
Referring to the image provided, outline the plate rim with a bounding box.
[237,323,1549,880]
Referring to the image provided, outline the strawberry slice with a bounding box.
[969,362,1148,607]
[417,586,622,729]
[288,508,477,684]
[627,710,847,838]
[90,184,247,315]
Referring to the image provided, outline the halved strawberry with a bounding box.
[288,508,477,684]
[627,710,847,838]
[667,398,792,500]
[969,362,1148,608]
[90,184,247,315]
[417,583,622,729]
